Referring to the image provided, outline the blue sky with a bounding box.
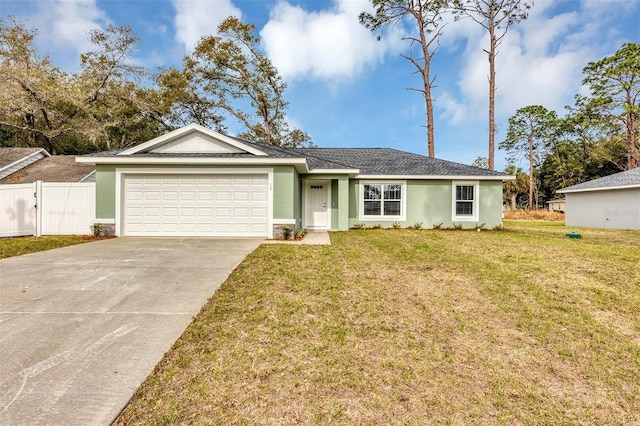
[1,0,639,170]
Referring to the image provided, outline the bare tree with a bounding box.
[454,0,532,170]
[360,0,449,158]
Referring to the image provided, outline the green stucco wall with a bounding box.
[96,165,116,219]
[347,180,504,229]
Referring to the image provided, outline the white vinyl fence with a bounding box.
[0,181,95,237]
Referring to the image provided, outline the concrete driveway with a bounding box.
[0,237,261,425]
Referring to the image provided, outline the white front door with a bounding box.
[304,180,330,229]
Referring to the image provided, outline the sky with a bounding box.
[1,0,639,171]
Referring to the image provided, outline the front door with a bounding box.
[304,180,330,229]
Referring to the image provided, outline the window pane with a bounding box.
[364,201,381,216]
[364,184,381,200]
[456,201,473,216]
[456,185,474,201]
[384,200,401,216]
[384,184,402,200]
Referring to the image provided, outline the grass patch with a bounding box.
[116,222,640,425]
[0,235,94,259]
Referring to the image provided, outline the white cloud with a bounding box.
[171,0,242,52]
[16,0,109,59]
[260,0,402,81]
[438,0,630,125]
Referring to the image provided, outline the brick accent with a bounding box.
[272,223,296,240]
[96,223,115,237]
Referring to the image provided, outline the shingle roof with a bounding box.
[81,135,509,178]
[0,147,44,168]
[291,148,506,176]
[0,156,95,183]
[559,168,640,192]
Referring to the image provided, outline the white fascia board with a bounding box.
[118,123,268,156]
[307,168,360,175]
[558,184,640,194]
[75,156,310,171]
[355,174,513,181]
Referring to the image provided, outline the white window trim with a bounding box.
[452,180,479,222]
[358,180,406,221]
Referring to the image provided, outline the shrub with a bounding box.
[474,223,486,230]
[432,222,443,230]
[90,223,103,237]
[282,226,292,240]
[453,223,463,230]
[371,223,382,229]
[392,222,402,229]
[352,223,365,229]
[414,222,423,230]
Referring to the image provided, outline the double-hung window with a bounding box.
[360,181,406,221]
[452,181,479,221]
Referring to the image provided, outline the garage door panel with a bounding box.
[124,174,268,237]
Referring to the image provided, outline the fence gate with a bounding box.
[0,181,95,238]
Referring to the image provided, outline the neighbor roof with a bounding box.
[0,147,46,169]
[0,156,95,183]
[558,168,640,193]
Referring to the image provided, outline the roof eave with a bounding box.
[76,156,310,172]
[355,174,513,181]
[558,183,640,193]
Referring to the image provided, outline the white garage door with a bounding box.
[123,174,269,237]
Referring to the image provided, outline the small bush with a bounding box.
[90,223,103,237]
[414,222,423,230]
[474,223,486,230]
[392,222,402,229]
[493,224,504,231]
[453,223,463,230]
[295,228,306,239]
[282,226,293,240]
[352,223,365,229]
[432,222,443,230]
[370,224,382,229]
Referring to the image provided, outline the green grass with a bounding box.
[115,221,640,425]
[0,235,93,259]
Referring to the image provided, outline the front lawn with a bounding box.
[0,235,93,259]
[116,221,640,424]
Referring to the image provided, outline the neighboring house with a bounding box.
[558,168,640,230]
[0,155,95,184]
[0,148,50,180]
[77,123,512,238]
[547,198,565,213]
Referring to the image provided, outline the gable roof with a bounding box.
[0,155,95,183]
[558,168,640,193]
[0,147,50,179]
[0,147,45,168]
[77,125,511,180]
[119,123,267,156]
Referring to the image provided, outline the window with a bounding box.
[452,181,479,221]
[359,181,406,220]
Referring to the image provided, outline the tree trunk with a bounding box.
[528,132,534,210]
[487,7,497,171]
[627,93,637,169]
[425,74,435,158]
[510,192,517,210]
